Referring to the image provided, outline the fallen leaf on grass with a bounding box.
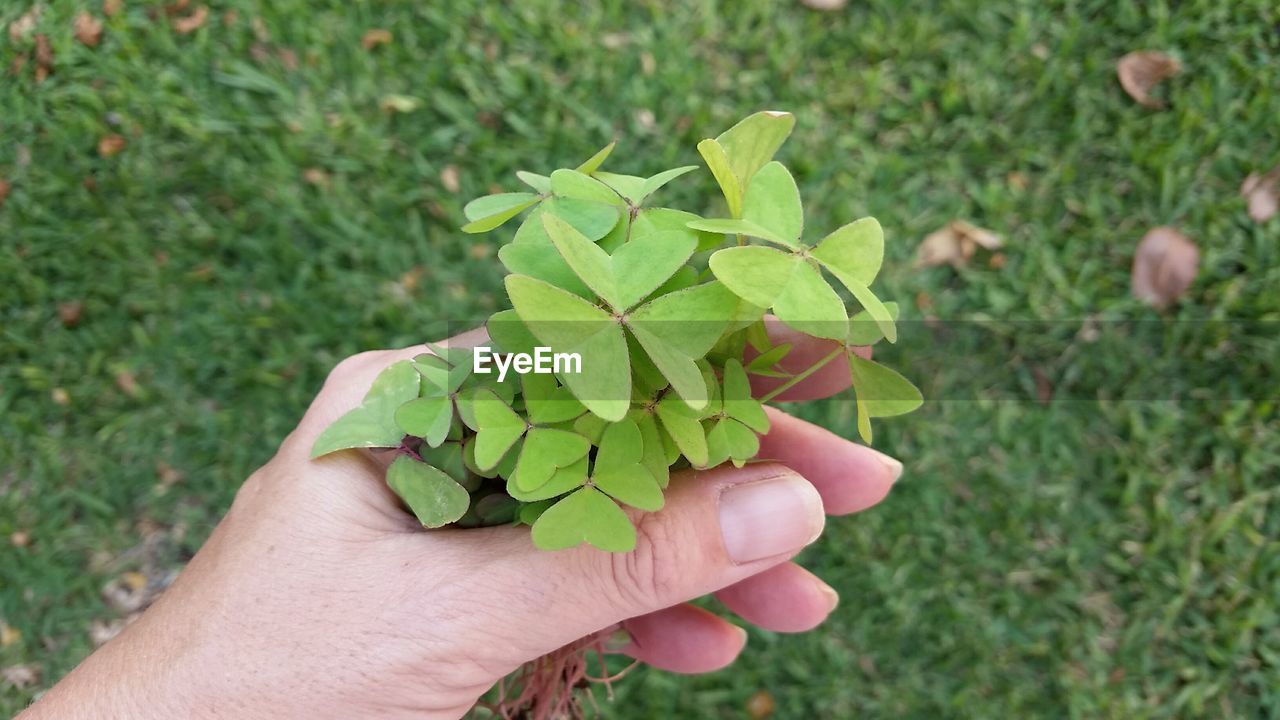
[58,301,83,327]
[114,369,141,397]
[74,12,104,47]
[1131,226,1198,309]
[8,6,41,43]
[171,4,208,34]
[745,689,776,718]
[1,664,41,689]
[800,0,848,9]
[915,220,1003,268]
[155,460,184,489]
[98,134,127,157]
[302,167,330,187]
[361,28,392,50]
[0,178,10,208]
[379,94,421,113]
[163,0,190,15]
[10,530,31,547]
[89,617,126,647]
[34,33,53,83]
[104,0,125,17]
[102,571,150,613]
[51,388,70,406]
[440,165,460,193]
[0,622,20,648]
[1117,51,1181,109]
[1240,167,1279,223]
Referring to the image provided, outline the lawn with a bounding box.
[2,0,1278,717]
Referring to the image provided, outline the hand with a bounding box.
[21,327,903,720]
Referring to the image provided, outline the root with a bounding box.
[475,630,640,720]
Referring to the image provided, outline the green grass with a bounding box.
[3,0,1278,717]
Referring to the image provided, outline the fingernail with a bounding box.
[719,473,824,564]
[870,449,903,483]
[603,628,633,653]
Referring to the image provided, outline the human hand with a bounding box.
[21,327,903,720]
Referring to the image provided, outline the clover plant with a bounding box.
[311,112,922,552]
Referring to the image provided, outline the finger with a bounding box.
[616,604,746,674]
[757,407,901,516]
[746,317,872,403]
[714,562,838,633]
[440,462,825,666]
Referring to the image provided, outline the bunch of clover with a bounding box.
[311,112,921,553]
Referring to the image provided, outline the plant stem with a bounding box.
[758,347,845,403]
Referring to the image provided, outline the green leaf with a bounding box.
[539,198,621,241]
[515,170,551,194]
[626,282,738,409]
[591,419,663,511]
[513,428,592,492]
[847,301,900,346]
[385,456,470,529]
[705,418,760,468]
[499,240,595,299]
[847,355,923,418]
[517,499,554,526]
[575,141,616,174]
[531,487,636,552]
[708,245,801,308]
[310,361,420,457]
[475,493,519,524]
[741,161,803,248]
[772,259,848,341]
[637,165,698,203]
[716,111,796,190]
[394,395,454,448]
[721,359,769,433]
[697,138,743,217]
[746,343,792,377]
[656,394,708,467]
[419,441,472,489]
[461,193,540,233]
[487,309,540,356]
[837,273,896,343]
[810,217,884,287]
[507,456,588,502]
[472,389,528,471]
[543,213,696,311]
[631,207,718,251]
[412,352,469,395]
[633,412,672,488]
[592,172,648,204]
[686,217,792,248]
[550,169,625,206]
[521,372,587,424]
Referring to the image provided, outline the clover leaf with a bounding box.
[311,360,420,457]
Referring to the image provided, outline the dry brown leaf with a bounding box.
[172,4,208,34]
[114,369,140,397]
[2,664,41,689]
[8,6,41,43]
[440,165,460,193]
[398,266,426,292]
[0,178,10,209]
[302,167,330,187]
[74,12,104,47]
[1131,226,1198,309]
[468,243,492,260]
[277,47,298,71]
[103,0,125,17]
[102,571,150,613]
[10,530,31,547]
[1117,51,1181,109]
[163,0,190,15]
[50,387,70,406]
[0,622,20,648]
[156,460,184,488]
[800,0,848,9]
[361,28,392,50]
[58,300,83,327]
[98,134,126,157]
[745,690,776,719]
[640,52,655,76]
[915,220,1003,269]
[1240,167,1279,223]
[89,618,126,647]
[34,33,53,83]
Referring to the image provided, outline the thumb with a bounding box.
[466,462,825,658]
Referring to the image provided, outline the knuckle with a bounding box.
[602,512,685,610]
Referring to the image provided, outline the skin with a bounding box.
[20,328,902,720]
